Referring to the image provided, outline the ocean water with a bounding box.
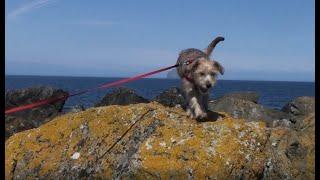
[5,75,315,110]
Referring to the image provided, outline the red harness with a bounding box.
[181,59,195,83]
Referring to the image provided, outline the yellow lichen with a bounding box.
[6,102,309,179]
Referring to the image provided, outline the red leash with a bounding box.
[5,63,179,115]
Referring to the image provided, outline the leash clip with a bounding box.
[183,59,193,66]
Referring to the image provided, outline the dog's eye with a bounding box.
[200,72,205,76]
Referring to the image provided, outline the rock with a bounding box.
[5,86,68,140]
[153,87,185,107]
[209,97,290,127]
[281,96,315,130]
[5,102,314,179]
[263,113,315,179]
[281,96,315,116]
[94,87,149,107]
[5,102,266,179]
[217,91,260,103]
[68,105,86,113]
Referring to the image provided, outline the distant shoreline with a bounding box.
[5,74,315,83]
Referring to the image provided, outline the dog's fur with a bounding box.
[176,36,225,120]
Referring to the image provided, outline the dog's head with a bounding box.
[190,57,224,94]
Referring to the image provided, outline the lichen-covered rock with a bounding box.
[153,87,184,107]
[5,86,68,140]
[94,87,149,107]
[208,97,289,127]
[5,102,314,179]
[263,113,315,179]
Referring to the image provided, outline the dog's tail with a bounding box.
[205,36,224,57]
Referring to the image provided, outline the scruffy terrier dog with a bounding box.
[176,36,225,120]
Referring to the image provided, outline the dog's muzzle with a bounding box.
[199,86,209,94]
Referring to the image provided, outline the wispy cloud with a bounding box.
[7,0,57,20]
[73,20,116,26]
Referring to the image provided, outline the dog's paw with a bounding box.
[196,112,208,120]
[194,108,207,120]
[186,108,195,119]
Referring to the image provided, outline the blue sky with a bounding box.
[5,0,314,81]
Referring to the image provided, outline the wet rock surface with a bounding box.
[5,102,314,179]
[5,86,68,140]
[94,87,149,107]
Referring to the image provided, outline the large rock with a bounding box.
[209,97,290,127]
[263,113,315,179]
[281,96,315,130]
[5,86,68,140]
[281,96,315,116]
[5,102,314,179]
[95,87,149,107]
[218,91,259,103]
[153,87,184,107]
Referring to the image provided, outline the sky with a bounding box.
[5,0,315,82]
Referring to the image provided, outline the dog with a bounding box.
[176,36,225,120]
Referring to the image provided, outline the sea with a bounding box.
[5,75,315,111]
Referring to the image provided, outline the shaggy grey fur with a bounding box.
[176,36,225,120]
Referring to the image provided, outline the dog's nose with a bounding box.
[206,83,212,88]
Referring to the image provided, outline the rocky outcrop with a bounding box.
[281,96,315,116]
[153,87,184,107]
[94,87,149,107]
[217,91,260,103]
[5,102,314,179]
[5,86,68,140]
[281,96,315,130]
[263,113,315,179]
[208,97,289,127]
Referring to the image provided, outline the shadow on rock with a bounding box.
[198,110,226,122]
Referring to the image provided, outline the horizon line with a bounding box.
[5,74,315,83]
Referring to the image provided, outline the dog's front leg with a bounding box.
[182,79,207,119]
[202,93,209,112]
[190,96,206,119]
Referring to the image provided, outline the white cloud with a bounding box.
[7,0,57,20]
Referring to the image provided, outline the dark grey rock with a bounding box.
[282,96,315,116]
[153,87,185,107]
[281,96,315,130]
[95,87,149,107]
[217,91,260,103]
[5,86,68,140]
[209,97,289,127]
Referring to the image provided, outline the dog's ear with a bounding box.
[213,61,224,75]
